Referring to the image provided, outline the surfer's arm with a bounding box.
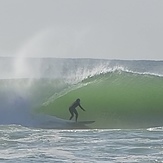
[79,104,85,111]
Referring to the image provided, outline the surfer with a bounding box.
[69,98,85,122]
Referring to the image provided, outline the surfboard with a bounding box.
[76,120,95,124]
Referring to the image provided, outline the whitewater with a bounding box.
[1,58,163,162]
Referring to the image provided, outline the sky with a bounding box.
[0,0,163,60]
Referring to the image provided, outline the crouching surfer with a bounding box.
[69,98,85,122]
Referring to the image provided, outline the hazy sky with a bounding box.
[0,0,163,60]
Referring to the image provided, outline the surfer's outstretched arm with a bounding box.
[79,104,85,111]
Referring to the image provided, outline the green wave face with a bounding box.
[40,72,163,129]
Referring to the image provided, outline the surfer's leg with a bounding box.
[74,109,78,122]
[69,108,74,120]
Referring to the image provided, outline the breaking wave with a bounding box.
[1,58,163,129]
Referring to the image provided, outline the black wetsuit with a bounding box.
[69,100,85,122]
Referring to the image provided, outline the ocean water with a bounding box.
[1,58,163,162]
[1,125,163,163]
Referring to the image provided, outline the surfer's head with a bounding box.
[76,98,80,102]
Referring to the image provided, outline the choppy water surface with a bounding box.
[0,125,163,163]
